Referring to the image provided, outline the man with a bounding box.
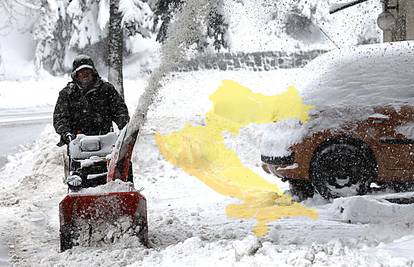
[53,54,132,183]
[53,54,129,144]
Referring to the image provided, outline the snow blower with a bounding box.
[59,124,148,251]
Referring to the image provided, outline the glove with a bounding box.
[63,132,76,144]
[66,175,82,188]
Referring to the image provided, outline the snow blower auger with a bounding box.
[59,124,148,252]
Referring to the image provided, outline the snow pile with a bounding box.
[74,215,142,247]
[366,235,414,262]
[0,125,63,188]
[331,193,414,224]
[76,180,135,194]
[38,234,412,266]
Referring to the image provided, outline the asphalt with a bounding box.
[0,110,51,169]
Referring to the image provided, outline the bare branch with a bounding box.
[13,0,41,10]
[1,0,13,15]
[329,0,369,14]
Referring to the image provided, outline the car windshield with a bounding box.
[300,41,414,108]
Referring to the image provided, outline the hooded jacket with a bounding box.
[53,55,129,145]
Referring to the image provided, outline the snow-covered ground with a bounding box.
[2,69,414,266]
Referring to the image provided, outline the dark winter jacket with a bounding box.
[53,77,130,146]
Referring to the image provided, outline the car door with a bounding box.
[370,106,414,181]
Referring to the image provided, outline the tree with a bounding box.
[206,0,228,51]
[0,0,157,77]
[108,0,124,98]
[33,0,59,75]
[154,0,228,52]
[154,0,183,42]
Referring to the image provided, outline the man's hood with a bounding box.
[71,54,99,81]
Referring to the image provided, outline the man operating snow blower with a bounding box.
[53,55,148,251]
[53,54,133,188]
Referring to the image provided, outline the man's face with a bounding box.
[76,68,94,82]
[76,68,94,88]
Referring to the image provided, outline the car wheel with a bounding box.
[311,143,376,200]
[288,180,314,201]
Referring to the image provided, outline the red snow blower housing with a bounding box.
[59,126,147,251]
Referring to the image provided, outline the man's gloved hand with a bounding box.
[62,132,76,144]
[66,175,82,191]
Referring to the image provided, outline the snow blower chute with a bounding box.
[59,122,148,251]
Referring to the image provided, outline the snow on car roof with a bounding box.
[300,41,414,108]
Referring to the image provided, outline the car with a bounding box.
[261,41,414,200]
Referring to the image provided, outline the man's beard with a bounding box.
[78,77,94,89]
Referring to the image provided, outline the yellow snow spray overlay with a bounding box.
[155,80,318,236]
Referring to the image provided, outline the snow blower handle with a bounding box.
[65,132,76,143]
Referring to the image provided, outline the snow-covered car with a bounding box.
[261,41,414,200]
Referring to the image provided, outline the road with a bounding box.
[0,109,51,168]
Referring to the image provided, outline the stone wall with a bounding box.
[173,50,328,72]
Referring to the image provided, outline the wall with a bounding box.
[173,50,328,72]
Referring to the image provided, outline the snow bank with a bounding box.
[331,193,414,224]
[0,125,63,188]
[38,234,410,266]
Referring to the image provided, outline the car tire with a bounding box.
[288,180,314,201]
[311,142,376,200]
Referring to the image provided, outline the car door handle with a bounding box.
[368,114,389,123]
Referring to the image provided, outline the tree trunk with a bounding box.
[108,0,124,98]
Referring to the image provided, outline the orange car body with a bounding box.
[263,105,414,183]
